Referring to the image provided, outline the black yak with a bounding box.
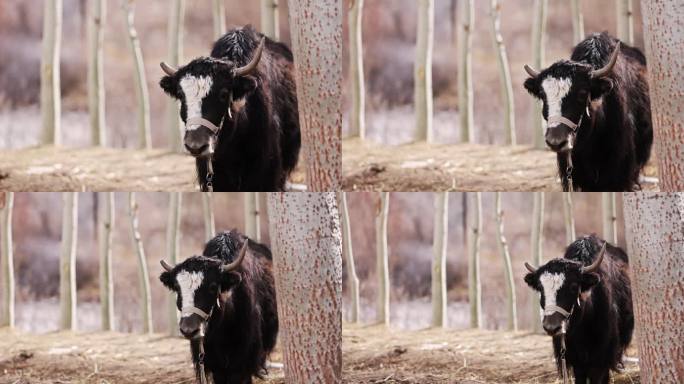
[524,32,652,191]
[160,230,278,384]
[524,235,634,383]
[160,26,300,191]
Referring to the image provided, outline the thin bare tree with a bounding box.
[60,193,78,330]
[616,0,634,45]
[40,0,63,145]
[288,0,342,191]
[431,192,448,327]
[260,0,279,40]
[338,192,360,323]
[88,0,106,146]
[570,0,585,44]
[0,193,14,328]
[213,0,226,39]
[267,192,343,383]
[375,192,390,326]
[348,0,365,139]
[123,0,151,149]
[98,192,115,331]
[202,193,216,241]
[244,192,261,241]
[530,192,545,332]
[562,193,576,243]
[166,0,185,152]
[531,0,548,149]
[166,192,182,335]
[414,0,434,142]
[458,0,474,143]
[495,192,517,331]
[489,0,516,145]
[128,192,153,333]
[602,192,618,244]
[623,192,684,383]
[467,192,482,328]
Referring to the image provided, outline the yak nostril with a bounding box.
[184,143,209,156]
[180,324,198,338]
[545,138,568,152]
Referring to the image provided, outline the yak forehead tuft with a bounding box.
[541,77,573,126]
[176,270,204,316]
[539,271,565,309]
[180,75,214,131]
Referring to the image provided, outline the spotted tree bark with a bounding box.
[128,192,153,333]
[338,192,360,323]
[98,192,115,331]
[623,192,684,383]
[166,192,182,335]
[375,192,390,326]
[348,0,365,139]
[529,192,545,332]
[414,0,434,142]
[0,193,14,328]
[458,0,474,143]
[495,192,517,331]
[40,0,63,145]
[641,1,684,190]
[166,0,185,153]
[287,0,342,191]
[260,0,279,40]
[60,193,78,330]
[88,0,106,146]
[489,0,516,145]
[531,0,548,149]
[431,192,448,327]
[267,193,342,384]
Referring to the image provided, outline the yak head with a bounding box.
[159,240,248,340]
[523,243,605,336]
[159,38,265,157]
[523,43,620,152]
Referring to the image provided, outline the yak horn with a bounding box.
[160,62,178,76]
[234,38,265,77]
[524,64,541,78]
[590,42,620,78]
[221,240,249,272]
[582,243,606,273]
[160,260,174,272]
[524,262,537,273]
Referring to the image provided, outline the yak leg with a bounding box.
[587,367,609,384]
[573,366,588,384]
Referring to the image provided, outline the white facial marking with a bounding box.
[541,77,573,128]
[539,272,565,311]
[176,270,204,317]
[180,75,213,131]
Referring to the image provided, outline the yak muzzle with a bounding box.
[545,124,574,153]
[179,315,205,340]
[542,313,567,336]
[184,126,215,157]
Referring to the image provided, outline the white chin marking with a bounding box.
[176,270,204,317]
[180,75,213,132]
[542,77,573,129]
[539,272,565,311]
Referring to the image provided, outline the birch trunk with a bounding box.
[129,193,153,333]
[40,0,63,145]
[166,0,185,153]
[88,0,106,146]
[562,192,576,244]
[267,192,343,383]
[641,0,684,190]
[602,192,618,244]
[458,0,474,143]
[60,193,78,331]
[166,192,182,335]
[431,192,448,328]
[467,192,482,328]
[348,0,365,139]
[570,0,584,44]
[375,192,390,326]
[531,0,548,149]
[623,192,684,383]
[530,192,545,332]
[202,193,216,242]
[212,0,226,39]
[616,0,634,45]
[489,0,516,145]
[414,0,434,143]
[288,0,342,191]
[98,192,115,331]
[495,192,517,331]
[1,193,14,328]
[123,0,151,149]
[338,192,360,323]
[260,0,279,40]
[244,192,261,241]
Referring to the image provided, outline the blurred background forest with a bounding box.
[0,0,644,149]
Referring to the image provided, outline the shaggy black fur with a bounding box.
[160,230,278,384]
[524,32,652,191]
[160,26,300,191]
[524,235,634,384]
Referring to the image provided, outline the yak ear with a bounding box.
[590,77,614,100]
[580,272,600,292]
[524,77,542,99]
[220,270,243,290]
[160,75,181,99]
[160,271,175,291]
[233,75,258,100]
[524,272,539,290]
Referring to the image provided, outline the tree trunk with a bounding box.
[288,0,342,191]
[212,0,226,39]
[623,192,684,383]
[166,192,182,335]
[531,0,548,149]
[495,192,517,331]
[375,192,390,326]
[267,193,342,383]
[166,0,185,153]
[0,193,14,328]
[641,1,684,190]
[60,193,78,331]
[88,0,106,146]
[431,192,448,327]
[616,0,634,45]
[562,192,576,244]
[458,0,474,143]
[414,0,434,143]
[98,192,115,331]
[467,192,482,328]
[40,0,63,145]
[243,192,261,241]
[123,0,151,150]
[338,192,360,323]
[129,192,153,334]
[570,0,584,44]
[530,192,545,332]
[260,0,279,40]
[201,193,216,241]
[348,0,365,139]
[489,0,515,145]
[602,192,618,244]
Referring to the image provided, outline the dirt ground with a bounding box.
[342,138,659,192]
[0,147,305,192]
[1,326,640,384]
